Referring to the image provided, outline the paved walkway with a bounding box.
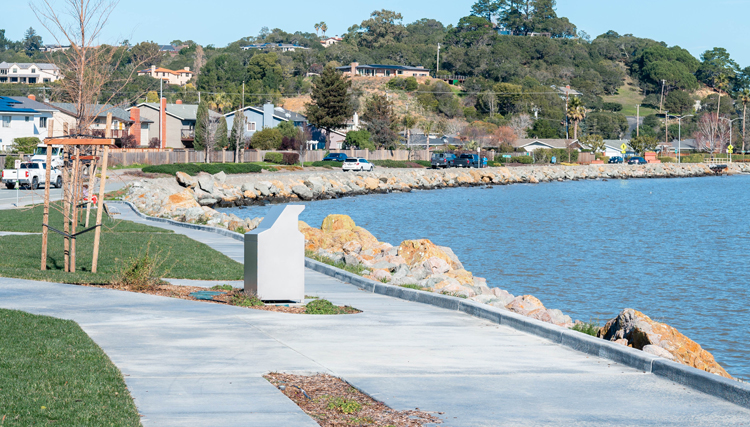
[1,205,749,426]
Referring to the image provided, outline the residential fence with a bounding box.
[106,148,436,167]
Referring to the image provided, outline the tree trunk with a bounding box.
[325,128,331,150]
[743,103,747,153]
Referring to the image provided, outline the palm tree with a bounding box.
[420,120,434,149]
[320,22,328,38]
[566,97,586,140]
[314,23,320,37]
[740,88,750,153]
[715,74,729,118]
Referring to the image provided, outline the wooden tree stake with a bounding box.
[41,145,53,270]
[70,147,79,272]
[91,146,109,273]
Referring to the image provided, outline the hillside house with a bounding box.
[46,102,152,145]
[337,63,430,78]
[138,65,194,86]
[0,62,61,84]
[127,101,220,149]
[321,37,342,47]
[241,43,310,52]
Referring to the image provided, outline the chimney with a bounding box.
[27,94,36,101]
[176,99,183,105]
[353,112,359,129]
[151,65,156,73]
[160,97,167,149]
[263,103,274,130]
[351,62,358,75]
[129,107,141,146]
[184,67,190,71]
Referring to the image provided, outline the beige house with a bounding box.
[336,62,430,78]
[128,101,221,149]
[138,65,194,86]
[45,102,151,144]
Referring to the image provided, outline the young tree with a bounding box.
[362,94,398,149]
[509,114,532,138]
[216,116,229,151]
[629,135,659,155]
[230,109,246,163]
[305,65,353,149]
[401,115,418,147]
[194,102,218,163]
[579,134,605,154]
[493,126,517,147]
[250,128,283,150]
[343,129,375,151]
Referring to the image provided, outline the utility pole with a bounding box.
[565,87,570,139]
[659,80,666,113]
[636,104,640,137]
[159,77,163,148]
[664,111,669,151]
[436,43,440,76]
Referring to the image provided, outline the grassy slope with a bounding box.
[602,74,657,117]
[0,203,243,284]
[0,309,141,425]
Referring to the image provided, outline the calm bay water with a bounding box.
[221,175,750,380]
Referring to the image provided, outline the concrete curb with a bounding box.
[304,258,750,409]
[110,201,750,410]
[109,201,245,242]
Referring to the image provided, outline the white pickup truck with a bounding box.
[2,161,63,190]
[31,144,64,168]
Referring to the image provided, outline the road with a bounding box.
[0,170,131,209]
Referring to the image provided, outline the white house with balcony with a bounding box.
[0,96,55,151]
[0,62,61,84]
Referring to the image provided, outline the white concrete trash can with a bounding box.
[244,205,305,302]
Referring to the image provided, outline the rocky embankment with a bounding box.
[125,163,750,225]
[123,163,738,378]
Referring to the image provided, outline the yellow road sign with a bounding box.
[728,145,734,154]
[620,143,627,151]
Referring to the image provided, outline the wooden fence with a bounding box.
[107,148,435,167]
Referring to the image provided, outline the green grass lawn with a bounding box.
[0,309,141,425]
[0,203,244,284]
[601,76,657,117]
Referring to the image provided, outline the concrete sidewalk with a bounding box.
[1,205,749,425]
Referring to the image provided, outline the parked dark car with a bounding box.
[322,153,348,162]
[454,154,479,168]
[628,156,647,165]
[431,153,456,168]
[608,156,624,164]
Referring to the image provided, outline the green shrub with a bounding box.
[142,163,263,176]
[114,245,168,291]
[327,397,361,414]
[250,128,282,150]
[513,156,533,164]
[658,156,676,163]
[210,284,234,291]
[571,320,600,336]
[282,152,299,165]
[264,152,283,164]
[304,299,357,315]
[12,137,42,154]
[4,155,20,169]
[681,153,705,163]
[371,160,425,168]
[307,161,340,169]
[231,292,264,307]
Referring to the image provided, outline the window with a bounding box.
[247,122,256,132]
[2,116,10,127]
[39,117,47,128]
[31,69,36,73]
[43,78,50,83]
[142,123,149,130]
[12,68,17,73]
[25,116,30,122]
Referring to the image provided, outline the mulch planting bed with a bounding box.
[82,283,358,314]
[264,373,442,426]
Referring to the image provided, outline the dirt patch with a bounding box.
[264,373,442,426]
[81,283,358,314]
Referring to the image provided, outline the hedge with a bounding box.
[142,163,263,176]
[371,160,426,168]
[282,152,299,165]
[264,152,283,164]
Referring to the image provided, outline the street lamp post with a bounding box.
[671,114,693,163]
[720,117,741,160]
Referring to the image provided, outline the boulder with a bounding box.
[164,188,200,211]
[292,185,313,200]
[505,295,546,315]
[437,246,465,270]
[213,171,227,183]
[422,257,451,275]
[344,254,360,267]
[342,240,362,255]
[643,344,676,361]
[241,182,256,193]
[598,309,731,378]
[398,239,454,269]
[175,171,197,188]
[321,214,356,233]
[196,173,214,194]
[372,269,392,282]
[254,181,271,197]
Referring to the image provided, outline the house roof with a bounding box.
[0,97,38,114]
[241,43,310,50]
[513,139,578,149]
[0,62,59,71]
[550,85,582,97]
[132,103,219,121]
[7,97,57,112]
[139,67,194,75]
[400,132,462,146]
[48,102,139,124]
[224,105,308,123]
[337,64,430,72]
[159,45,176,51]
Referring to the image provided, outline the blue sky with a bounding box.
[6,0,749,67]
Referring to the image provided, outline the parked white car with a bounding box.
[342,158,374,172]
[2,161,62,190]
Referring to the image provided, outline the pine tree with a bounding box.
[305,66,353,149]
[216,116,229,150]
[194,101,209,151]
[230,109,246,163]
[362,94,398,149]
